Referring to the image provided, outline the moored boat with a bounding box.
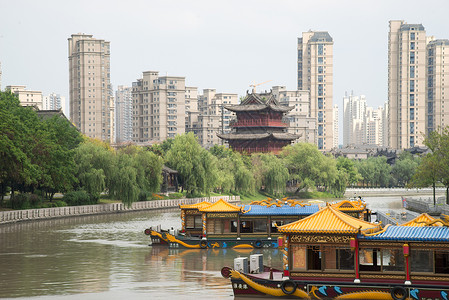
[144,198,320,249]
[222,206,449,299]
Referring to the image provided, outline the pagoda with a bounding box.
[217,91,299,154]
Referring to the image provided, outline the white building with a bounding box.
[6,85,43,110]
[115,85,133,143]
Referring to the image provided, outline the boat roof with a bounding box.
[199,199,242,212]
[400,213,442,227]
[179,201,212,210]
[278,205,381,234]
[360,225,449,242]
[331,199,366,212]
[241,204,319,216]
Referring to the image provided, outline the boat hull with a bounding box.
[229,274,449,300]
[146,229,280,249]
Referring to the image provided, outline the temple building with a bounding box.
[218,92,299,154]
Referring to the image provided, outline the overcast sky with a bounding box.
[1,0,449,114]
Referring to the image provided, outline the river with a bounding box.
[0,196,402,299]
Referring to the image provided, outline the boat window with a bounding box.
[231,220,238,233]
[186,215,202,229]
[240,221,253,233]
[194,216,202,229]
[307,245,322,270]
[253,219,267,233]
[435,250,449,274]
[381,249,404,272]
[359,248,381,271]
[324,246,354,270]
[291,244,306,270]
[411,250,433,273]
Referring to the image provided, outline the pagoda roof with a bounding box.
[217,132,300,141]
[400,213,442,227]
[360,225,449,242]
[331,199,366,212]
[198,199,242,213]
[179,201,212,210]
[224,93,294,113]
[277,205,381,234]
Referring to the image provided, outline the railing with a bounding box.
[0,196,240,225]
[230,119,287,127]
[404,196,447,215]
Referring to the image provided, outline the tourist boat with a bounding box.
[144,198,370,250]
[144,198,320,249]
[221,207,449,300]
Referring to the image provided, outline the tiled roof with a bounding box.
[278,205,380,234]
[199,199,242,212]
[360,225,449,242]
[224,104,293,113]
[400,213,441,227]
[179,201,212,210]
[332,200,366,212]
[241,204,319,216]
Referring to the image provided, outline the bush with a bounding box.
[138,190,151,201]
[62,190,96,206]
[11,194,30,209]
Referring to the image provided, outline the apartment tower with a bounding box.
[388,21,426,149]
[426,39,449,134]
[298,31,334,151]
[132,71,186,143]
[68,33,114,143]
[115,85,133,143]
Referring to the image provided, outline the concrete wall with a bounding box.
[0,196,240,225]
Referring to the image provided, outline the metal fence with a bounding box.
[0,196,240,225]
[404,196,448,215]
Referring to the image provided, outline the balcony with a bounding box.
[230,119,287,128]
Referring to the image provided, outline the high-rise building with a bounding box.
[68,33,114,143]
[388,21,427,149]
[298,31,334,151]
[132,71,186,143]
[271,86,316,145]
[6,85,43,109]
[426,39,449,134]
[115,85,133,143]
[43,93,66,114]
[195,89,238,148]
[343,93,366,146]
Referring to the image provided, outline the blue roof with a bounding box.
[359,226,449,242]
[241,204,319,216]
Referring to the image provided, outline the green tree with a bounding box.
[410,153,440,205]
[391,152,419,187]
[165,133,217,196]
[260,154,289,196]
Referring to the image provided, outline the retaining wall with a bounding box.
[0,196,240,225]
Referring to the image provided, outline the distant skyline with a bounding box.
[1,0,449,123]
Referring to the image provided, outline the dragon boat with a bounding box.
[221,206,449,300]
[144,198,370,250]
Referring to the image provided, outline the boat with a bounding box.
[144,198,371,250]
[221,206,449,299]
[144,198,321,249]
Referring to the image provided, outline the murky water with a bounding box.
[0,196,402,299]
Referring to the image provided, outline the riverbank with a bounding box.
[0,196,240,225]
[345,187,446,197]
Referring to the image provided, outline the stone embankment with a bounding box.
[0,196,240,225]
[345,187,446,197]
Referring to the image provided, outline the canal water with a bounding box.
[0,196,401,299]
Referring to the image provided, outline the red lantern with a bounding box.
[350,238,357,252]
[403,244,410,257]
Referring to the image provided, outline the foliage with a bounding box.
[62,190,96,206]
[165,133,218,196]
[391,152,420,187]
[354,156,392,187]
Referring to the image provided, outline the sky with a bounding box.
[1,0,449,138]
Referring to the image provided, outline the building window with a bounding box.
[410,80,415,92]
[410,66,415,78]
[410,94,415,106]
[410,52,415,64]
[411,32,415,40]
[410,108,415,120]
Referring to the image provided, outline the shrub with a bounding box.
[62,190,96,206]
[138,190,151,201]
[168,192,183,199]
[11,194,30,209]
